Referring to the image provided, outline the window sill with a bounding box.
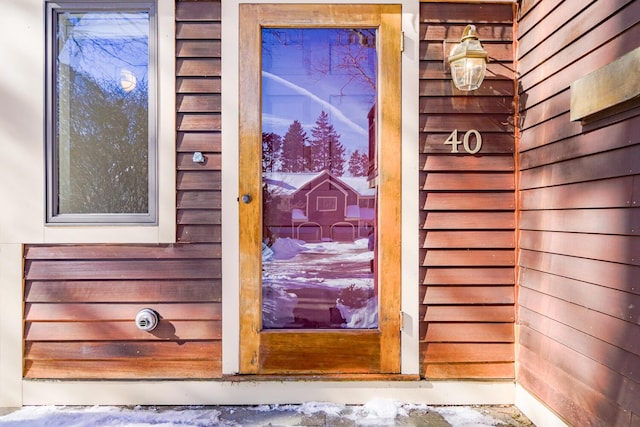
[43,223,175,244]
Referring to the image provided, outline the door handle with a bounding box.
[241,194,252,204]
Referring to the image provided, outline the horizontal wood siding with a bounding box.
[517,0,640,424]
[177,0,223,244]
[22,1,223,380]
[419,2,516,379]
[23,244,222,379]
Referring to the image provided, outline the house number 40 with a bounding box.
[444,129,482,154]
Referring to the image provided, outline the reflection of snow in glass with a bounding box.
[263,285,298,328]
[337,297,378,328]
[267,237,309,260]
[262,238,376,329]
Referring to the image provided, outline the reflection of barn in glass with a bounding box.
[263,171,375,242]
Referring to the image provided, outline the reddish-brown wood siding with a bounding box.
[22,0,223,380]
[23,244,222,379]
[419,2,516,379]
[517,0,640,424]
[177,0,223,244]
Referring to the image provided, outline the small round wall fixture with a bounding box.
[135,308,159,332]
[447,25,488,91]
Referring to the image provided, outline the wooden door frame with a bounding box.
[238,3,402,375]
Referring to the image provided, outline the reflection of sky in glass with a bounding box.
[262,29,377,155]
[57,12,149,92]
[54,10,150,216]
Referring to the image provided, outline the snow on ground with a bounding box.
[0,400,507,427]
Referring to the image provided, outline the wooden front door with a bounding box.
[239,4,401,374]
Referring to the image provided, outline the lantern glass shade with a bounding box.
[448,25,488,91]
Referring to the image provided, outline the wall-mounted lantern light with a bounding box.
[447,25,488,91]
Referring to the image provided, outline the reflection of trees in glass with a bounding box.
[57,66,148,214]
[58,12,149,90]
[280,120,309,173]
[53,10,150,215]
[328,29,376,94]
[348,150,369,177]
[263,28,376,95]
[264,112,349,176]
[309,110,345,175]
[261,28,376,178]
[262,132,282,172]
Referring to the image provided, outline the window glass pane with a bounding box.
[54,10,150,215]
[261,28,378,330]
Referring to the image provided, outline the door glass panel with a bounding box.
[261,28,378,330]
